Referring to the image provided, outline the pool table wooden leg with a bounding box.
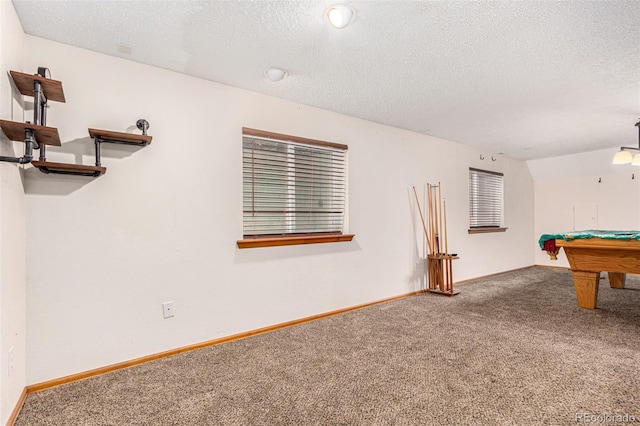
[571,271,599,309]
[608,272,626,289]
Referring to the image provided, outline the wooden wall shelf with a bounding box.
[88,128,152,146]
[0,120,61,146]
[2,68,149,176]
[31,161,106,177]
[9,71,66,103]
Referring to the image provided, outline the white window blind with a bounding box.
[242,128,347,238]
[469,168,504,228]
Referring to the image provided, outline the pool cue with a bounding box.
[436,183,444,291]
[443,198,450,292]
[427,184,435,254]
[427,184,437,288]
[434,183,443,290]
[427,184,435,255]
[431,185,440,254]
[430,184,439,254]
[433,185,439,254]
[412,186,432,255]
[435,185,440,254]
[438,183,443,252]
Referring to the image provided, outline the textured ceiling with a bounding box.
[11,0,640,160]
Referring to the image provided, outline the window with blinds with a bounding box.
[469,168,504,230]
[242,128,348,239]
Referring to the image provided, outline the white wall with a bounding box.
[21,36,534,385]
[0,1,26,424]
[529,149,640,267]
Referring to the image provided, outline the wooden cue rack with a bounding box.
[413,183,460,296]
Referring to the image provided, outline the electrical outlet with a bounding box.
[162,301,174,319]
[8,347,14,376]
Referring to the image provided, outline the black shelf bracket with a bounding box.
[137,119,149,136]
[0,67,49,164]
[0,127,35,164]
[93,119,151,167]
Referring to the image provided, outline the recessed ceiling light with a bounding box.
[327,4,355,29]
[264,68,288,82]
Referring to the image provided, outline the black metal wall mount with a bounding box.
[137,119,149,136]
[0,127,35,164]
[0,67,54,164]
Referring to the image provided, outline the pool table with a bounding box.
[540,231,640,309]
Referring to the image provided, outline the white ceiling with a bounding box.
[11,0,640,160]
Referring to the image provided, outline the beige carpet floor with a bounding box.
[15,267,640,425]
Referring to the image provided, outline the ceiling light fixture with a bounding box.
[612,120,640,165]
[264,68,287,82]
[327,4,355,29]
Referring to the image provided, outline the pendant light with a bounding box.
[612,120,640,165]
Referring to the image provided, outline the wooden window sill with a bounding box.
[237,234,355,249]
[468,227,508,234]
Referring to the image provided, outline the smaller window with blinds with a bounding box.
[238,128,354,248]
[468,168,507,234]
